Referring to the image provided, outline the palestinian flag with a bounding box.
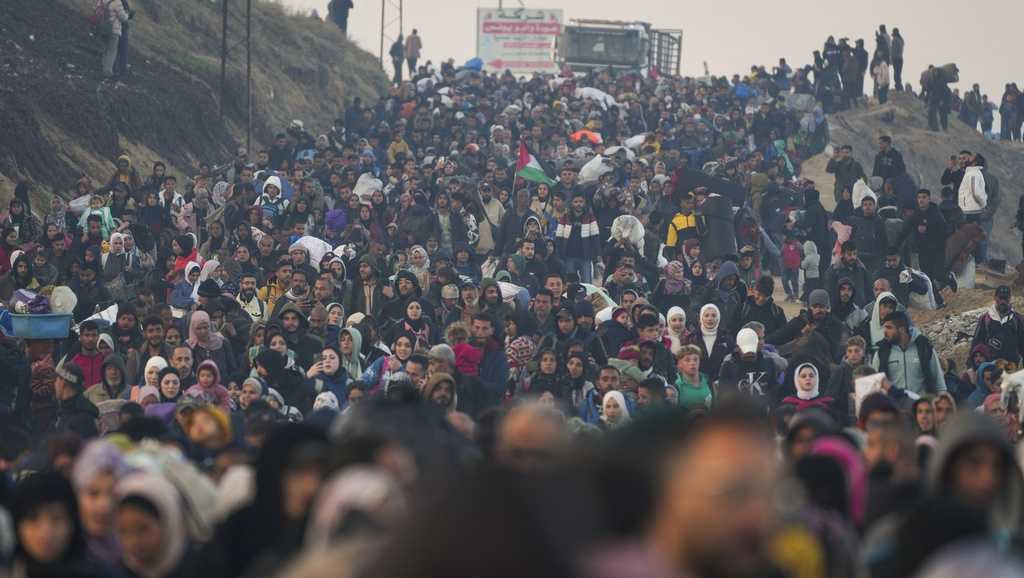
[515,141,556,186]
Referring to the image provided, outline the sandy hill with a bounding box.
[0,0,387,202]
[802,91,1024,264]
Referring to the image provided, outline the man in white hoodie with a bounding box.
[957,157,987,223]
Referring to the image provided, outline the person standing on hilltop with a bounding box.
[890,28,904,91]
[872,136,905,183]
[112,0,134,80]
[390,35,405,85]
[405,29,422,77]
[98,0,130,81]
[826,144,865,204]
[328,0,354,35]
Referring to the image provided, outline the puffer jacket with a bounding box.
[958,166,987,214]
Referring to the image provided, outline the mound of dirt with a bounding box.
[0,0,387,203]
[801,91,1024,263]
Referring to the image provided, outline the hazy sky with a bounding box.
[287,0,1021,98]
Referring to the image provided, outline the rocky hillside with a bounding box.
[802,91,1024,264]
[0,0,387,201]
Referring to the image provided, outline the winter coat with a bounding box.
[801,241,820,279]
[739,295,788,336]
[971,305,1024,364]
[848,214,888,266]
[958,166,987,214]
[555,212,602,261]
[871,327,946,395]
[766,310,844,363]
[824,260,872,308]
[825,158,866,201]
[684,331,733,382]
[696,194,737,262]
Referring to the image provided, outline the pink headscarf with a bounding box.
[811,436,867,528]
[187,310,224,351]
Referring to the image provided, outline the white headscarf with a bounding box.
[666,306,687,354]
[116,472,187,578]
[191,259,221,300]
[699,303,721,354]
[601,390,631,428]
[794,362,820,400]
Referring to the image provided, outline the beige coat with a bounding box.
[404,34,422,59]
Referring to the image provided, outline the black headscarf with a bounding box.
[175,234,194,257]
[208,424,328,578]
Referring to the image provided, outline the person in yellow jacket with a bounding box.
[257,260,292,316]
[387,132,412,164]
[665,190,699,257]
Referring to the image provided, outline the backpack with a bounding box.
[89,1,115,39]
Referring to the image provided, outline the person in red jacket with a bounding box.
[70,321,106,389]
[781,233,803,301]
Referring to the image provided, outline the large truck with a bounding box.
[557,19,682,75]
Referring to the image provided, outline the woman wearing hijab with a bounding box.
[115,471,194,578]
[861,291,900,355]
[306,345,349,404]
[199,220,228,261]
[686,304,732,381]
[665,306,688,355]
[11,471,103,578]
[406,245,431,293]
[167,234,199,282]
[101,232,131,285]
[601,390,631,430]
[652,260,692,313]
[170,261,201,310]
[324,303,345,346]
[782,362,835,413]
[254,349,315,415]
[190,260,222,302]
[361,334,414,395]
[0,226,20,276]
[143,367,183,426]
[71,440,131,567]
[45,195,73,237]
[198,424,329,578]
[188,310,237,378]
[389,299,434,350]
[338,326,364,380]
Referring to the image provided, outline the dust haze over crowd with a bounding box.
[288,0,1023,98]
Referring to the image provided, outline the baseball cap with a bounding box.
[996,285,1011,299]
[736,328,759,354]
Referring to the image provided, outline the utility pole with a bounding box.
[246,0,252,154]
[220,0,228,119]
[379,0,404,74]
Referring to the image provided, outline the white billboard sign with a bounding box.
[476,8,563,75]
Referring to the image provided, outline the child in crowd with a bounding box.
[185,360,231,411]
[782,233,803,302]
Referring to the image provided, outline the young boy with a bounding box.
[781,233,803,302]
[825,336,867,426]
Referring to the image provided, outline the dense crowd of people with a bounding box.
[4,20,1024,578]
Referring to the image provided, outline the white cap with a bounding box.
[736,328,759,354]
